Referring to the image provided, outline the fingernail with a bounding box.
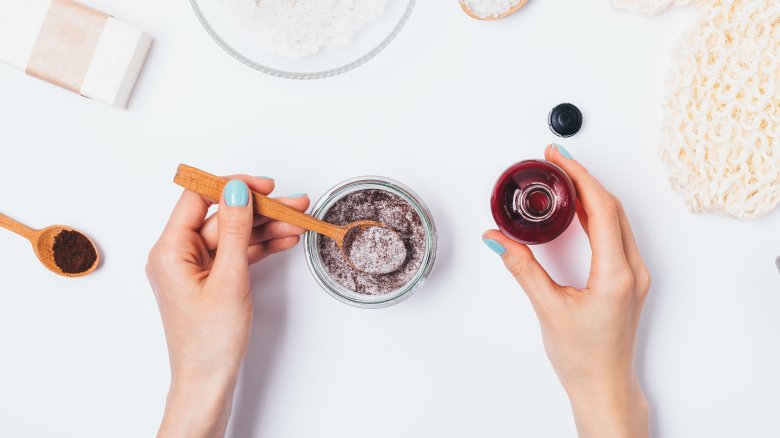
[287,193,307,198]
[483,238,506,255]
[224,179,250,207]
[552,143,573,160]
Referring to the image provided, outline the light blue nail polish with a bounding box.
[287,193,307,198]
[225,180,249,207]
[483,239,506,255]
[552,143,573,160]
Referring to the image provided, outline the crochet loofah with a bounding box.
[614,0,780,219]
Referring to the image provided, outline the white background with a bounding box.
[1,0,779,437]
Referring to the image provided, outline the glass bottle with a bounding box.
[491,160,576,245]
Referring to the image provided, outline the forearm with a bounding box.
[567,377,650,438]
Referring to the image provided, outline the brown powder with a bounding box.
[319,189,426,295]
[53,230,97,274]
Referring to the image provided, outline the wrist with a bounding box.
[158,373,239,438]
[567,376,649,438]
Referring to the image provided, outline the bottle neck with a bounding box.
[514,183,556,222]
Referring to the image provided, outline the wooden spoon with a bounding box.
[174,164,407,275]
[459,0,529,20]
[0,214,100,277]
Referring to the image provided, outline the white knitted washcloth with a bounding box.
[613,0,780,219]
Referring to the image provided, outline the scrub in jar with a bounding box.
[318,189,426,294]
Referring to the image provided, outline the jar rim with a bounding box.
[304,176,437,309]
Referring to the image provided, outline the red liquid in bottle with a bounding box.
[490,160,577,245]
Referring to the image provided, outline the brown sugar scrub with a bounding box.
[318,189,426,295]
[52,230,98,274]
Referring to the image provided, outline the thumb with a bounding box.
[482,230,561,304]
[211,179,254,280]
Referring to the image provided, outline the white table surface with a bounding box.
[1,0,779,437]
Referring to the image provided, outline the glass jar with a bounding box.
[304,176,437,308]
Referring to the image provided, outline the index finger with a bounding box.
[163,190,211,236]
[164,174,276,236]
[545,145,630,277]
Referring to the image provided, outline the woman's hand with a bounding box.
[483,145,651,438]
[147,176,309,438]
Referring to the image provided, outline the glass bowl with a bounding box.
[189,0,416,79]
[304,176,437,308]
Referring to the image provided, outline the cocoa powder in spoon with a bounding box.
[52,230,98,274]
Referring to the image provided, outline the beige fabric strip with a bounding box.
[25,0,108,93]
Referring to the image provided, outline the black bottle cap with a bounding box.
[548,103,583,138]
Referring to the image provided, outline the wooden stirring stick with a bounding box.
[175,163,346,240]
[174,164,407,274]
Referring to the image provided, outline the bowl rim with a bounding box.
[188,0,417,79]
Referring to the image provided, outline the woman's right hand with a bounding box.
[483,144,651,438]
[148,176,309,438]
